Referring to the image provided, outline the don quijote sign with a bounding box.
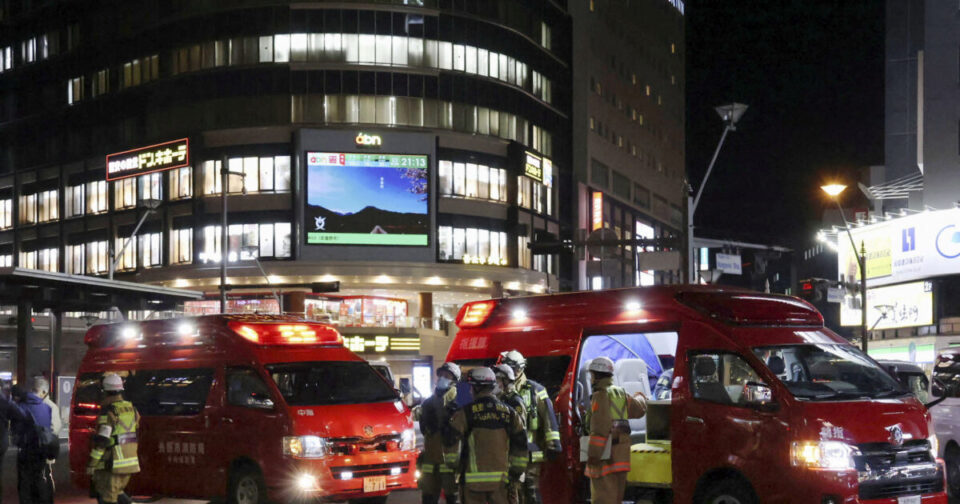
[106,138,190,181]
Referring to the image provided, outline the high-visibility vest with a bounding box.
[90,400,140,474]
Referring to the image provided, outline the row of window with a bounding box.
[591,159,657,211]
[438,160,508,203]
[2,24,80,74]
[10,222,293,275]
[172,33,553,104]
[2,156,292,228]
[438,226,509,265]
[66,32,554,109]
[590,118,670,178]
[291,94,551,156]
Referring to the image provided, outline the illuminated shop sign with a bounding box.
[355,132,382,147]
[840,280,933,330]
[592,192,604,231]
[524,152,543,182]
[106,138,189,181]
[306,152,429,246]
[344,335,421,353]
[462,254,508,266]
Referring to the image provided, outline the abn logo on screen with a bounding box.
[355,132,382,147]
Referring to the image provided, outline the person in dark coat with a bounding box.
[4,384,55,504]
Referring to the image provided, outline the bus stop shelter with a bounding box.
[0,267,203,384]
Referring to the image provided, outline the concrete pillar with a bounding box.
[418,292,433,319]
[287,291,306,315]
[491,281,504,299]
[16,300,31,386]
[50,311,62,400]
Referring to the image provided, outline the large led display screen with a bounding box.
[306,152,429,246]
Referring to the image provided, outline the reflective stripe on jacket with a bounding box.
[516,376,561,461]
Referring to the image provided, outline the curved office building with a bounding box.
[0,1,571,385]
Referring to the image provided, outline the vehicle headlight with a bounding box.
[791,441,858,471]
[400,428,416,452]
[283,436,329,458]
[929,434,939,459]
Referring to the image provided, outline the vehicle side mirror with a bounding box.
[248,392,274,410]
[744,382,778,412]
[399,381,412,395]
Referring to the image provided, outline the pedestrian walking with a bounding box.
[4,383,57,504]
[497,350,561,504]
[87,374,140,504]
[584,357,647,504]
[445,367,527,504]
[32,377,61,438]
[412,362,462,504]
[493,365,526,504]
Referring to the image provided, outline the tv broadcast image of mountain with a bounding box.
[306,153,429,246]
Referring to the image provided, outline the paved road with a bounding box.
[0,442,421,504]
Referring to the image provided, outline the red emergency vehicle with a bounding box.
[447,286,947,504]
[69,315,417,504]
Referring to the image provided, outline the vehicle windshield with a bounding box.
[753,344,907,401]
[266,361,398,406]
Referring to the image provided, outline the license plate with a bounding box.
[898,496,921,504]
[363,476,386,493]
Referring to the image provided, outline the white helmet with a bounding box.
[498,350,526,373]
[588,357,615,375]
[103,374,124,392]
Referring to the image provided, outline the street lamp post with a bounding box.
[687,103,748,283]
[109,198,162,280]
[220,157,247,313]
[241,245,282,314]
[821,183,869,352]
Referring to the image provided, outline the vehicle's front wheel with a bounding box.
[946,445,960,497]
[699,478,757,504]
[228,466,266,504]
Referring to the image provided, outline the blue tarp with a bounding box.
[580,333,664,383]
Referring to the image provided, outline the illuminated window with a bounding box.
[138,173,162,202]
[0,199,11,229]
[540,22,552,50]
[169,166,193,200]
[438,161,507,203]
[18,193,36,225]
[645,85,651,96]
[202,156,290,195]
[86,241,109,275]
[590,0,595,11]
[39,248,57,272]
[86,180,108,214]
[0,46,12,72]
[201,222,291,263]
[64,185,83,218]
[170,228,193,265]
[671,43,676,54]
[37,190,58,222]
[21,37,36,63]
[91,69,109,97]
[67,76,84,105]
[114,178,136,210]
[66,244,84,274]
[438,226,508,265]
[114,236,135,272]
[0,255,12,267]
[139,232,162,268]
[19,250,37,269]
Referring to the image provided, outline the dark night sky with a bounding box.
[685,0,884,247]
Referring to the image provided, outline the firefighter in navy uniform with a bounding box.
[584,357,646,504]
[493,364,526,504]
[413,362,462,504]
[87,374,141,504]
[497,350,561,504]
[444,367,528,504]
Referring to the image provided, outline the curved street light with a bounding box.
[821,183,868,352]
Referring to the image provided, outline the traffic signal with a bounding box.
[797,278,829,303]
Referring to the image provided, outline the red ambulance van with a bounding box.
[69,314,417,504]
[447,286,947,504]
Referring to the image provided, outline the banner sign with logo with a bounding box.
[106,138,189,180]
[840,280,933,330]
[837,208,960,287]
